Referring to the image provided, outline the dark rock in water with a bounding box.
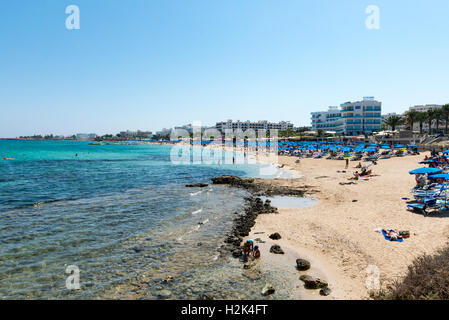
[185,183,208,188]
[130,246,143,253]
[261,284,275,296]
[197,242,203,246]
[162,276,174,283]
[269,245,284,254]
[157,289,172,299]
[296,258,311,271]
[269,232,282,240]
[320,287,332,296]
[300,275,328,289]
[232,249,242,258]
[243,263,251,270]
[212,175,254,186]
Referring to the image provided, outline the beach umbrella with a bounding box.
[428,173,449,180]
[407,144,418,148]
[380,145,391,149]
[409,167,443,175]
[443,150,449,154]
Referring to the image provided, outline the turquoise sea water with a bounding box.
[0,140,296,299]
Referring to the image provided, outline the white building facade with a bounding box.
[215,120,294,132]
[311,106,343,133]
[311,97,382,136]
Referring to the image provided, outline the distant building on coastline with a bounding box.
[76,133,97,140]
[409,104,443,113]
[311,97,382,136]
[118,130,153,139]
[382,112,405,131]
[174,124,216,134]
[215,120,293,132]
[408,104,443,132]
[155,128,172,137]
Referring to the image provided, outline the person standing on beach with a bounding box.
[345,158,349,169]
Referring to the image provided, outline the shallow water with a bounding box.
[0,140,300,299]
[260,196,317,209]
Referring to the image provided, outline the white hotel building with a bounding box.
[215,120,294,132]
[311,97,382,136]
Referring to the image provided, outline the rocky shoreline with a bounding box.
[211,175,319,197]
[183,174,330,299]
[210,175,319,263]
[210,175,333,297]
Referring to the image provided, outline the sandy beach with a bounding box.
[246,151,449,299]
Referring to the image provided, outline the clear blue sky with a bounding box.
[1,0,448,137]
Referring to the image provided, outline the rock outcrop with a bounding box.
[299,275,328,289]
[269,245,285,254]
[295,258,311,271]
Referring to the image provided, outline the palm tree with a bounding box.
[426,109,436,134]
[404,110,420,131]
[433,108,443,133]
[442,104,449,134]
[383,115,403,132]
[415,111,426,135]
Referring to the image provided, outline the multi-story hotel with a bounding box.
[215,120,294,132]
[311,106,343,134]
[409,104,443,113]
[311,97,382,136]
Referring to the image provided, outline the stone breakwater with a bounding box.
[211,175,318,197]
[210,175,319,259]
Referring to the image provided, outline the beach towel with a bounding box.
[381,230,403,242]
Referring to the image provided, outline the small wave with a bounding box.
[190,190,203,196]
[191,208,203,215]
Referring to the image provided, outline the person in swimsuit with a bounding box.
[253,245,261,259]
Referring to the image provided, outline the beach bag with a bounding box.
[399,231,410,238]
